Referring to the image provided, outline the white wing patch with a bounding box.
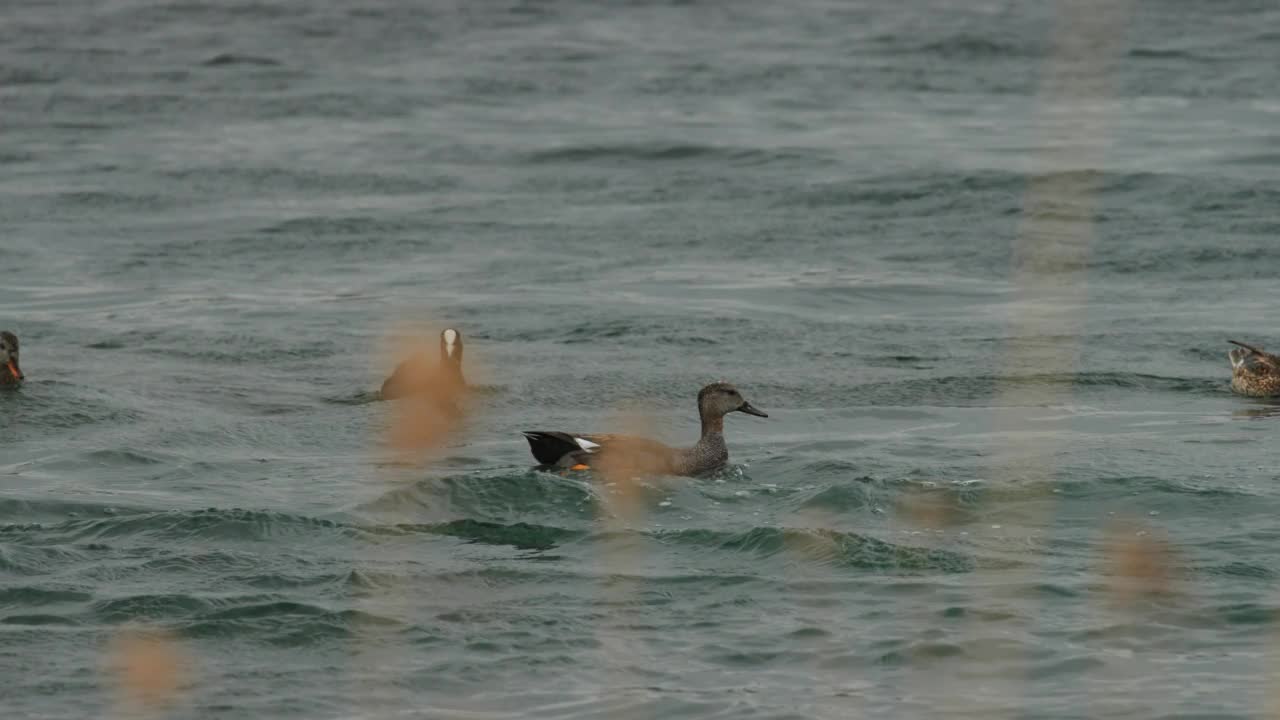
[574,437,600,452]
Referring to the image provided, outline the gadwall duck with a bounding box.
[0,331,23,386]
[1228,339,1280,397]
[522,381,767,477]
[381,328,465,405]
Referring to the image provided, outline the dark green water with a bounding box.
[4,0,1280,717]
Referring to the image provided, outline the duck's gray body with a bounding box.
[522,382,766,477]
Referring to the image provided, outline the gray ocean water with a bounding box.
[4,0,1280,717]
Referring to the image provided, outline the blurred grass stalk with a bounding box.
[105,626,189,719]
[593,404,661,708]
[353,317,472,716]
[927,0,1135,715]
[987,0,1133,713]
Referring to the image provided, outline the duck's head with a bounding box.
[0,331,22,381]
[439,328,463,369]
[698,381,767,420]
[1229,340,1263,372]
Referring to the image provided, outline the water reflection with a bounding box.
[1230,400,1280,420]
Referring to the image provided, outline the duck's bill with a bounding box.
[7,360,21,381]
[739,401,768,418]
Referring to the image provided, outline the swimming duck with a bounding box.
[381,328,465,404]
[0,331,23,386]
[522,381,767,477]
[1228,340,1280,397]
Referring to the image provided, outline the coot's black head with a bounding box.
[439,328,464,374]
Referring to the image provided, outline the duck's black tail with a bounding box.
[522,431,585,466]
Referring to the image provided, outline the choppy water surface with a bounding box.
[4,0,1280,717]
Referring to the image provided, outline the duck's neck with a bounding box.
[684,413,728,473]
[699,412,724,439]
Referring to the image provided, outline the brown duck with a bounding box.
[522,382,768,477]
[1228,340,1280,397]
[0,331,23,386]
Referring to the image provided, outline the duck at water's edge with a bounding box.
[381,328,466,407]
[0,332,23,386]
[522,381,768,477]
[1228,340,1280,397]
